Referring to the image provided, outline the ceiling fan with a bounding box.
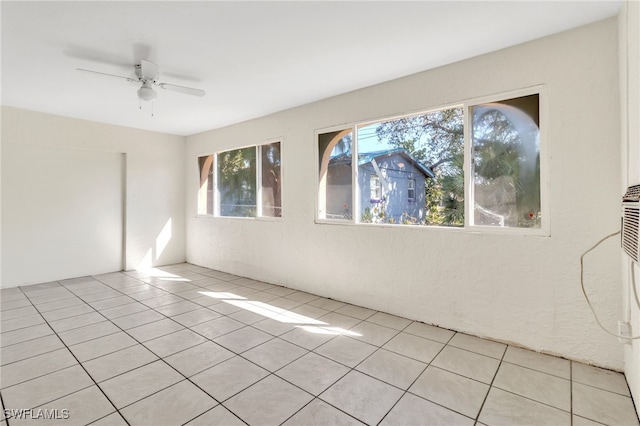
[77,59,205,102]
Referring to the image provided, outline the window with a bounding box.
[470,94,540,228]
[197,140,282,218]
[370,175,382,202]
[316,89,545,233]
[408,178,416,201]
[198,155,214,215]
[317,129,353,221]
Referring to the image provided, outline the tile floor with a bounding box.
[1,263,638,426]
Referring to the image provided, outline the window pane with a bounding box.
[471,94,540,228]
[408,179,416,201]
[318,130,353,220]
[217,147,256,217]
[261,142,282,217]
[197,155,213,215]
[357,107,464,226]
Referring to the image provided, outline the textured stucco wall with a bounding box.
[186,19,623,370]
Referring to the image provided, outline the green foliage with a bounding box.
[374,104,540,228]
[361,206,385,223]
[217,147,256,217]
[375,107,465,226]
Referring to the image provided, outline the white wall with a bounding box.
[2,143,124,284]
[186,18,625,370]
[1,107,186,287]
[620,0,640,414]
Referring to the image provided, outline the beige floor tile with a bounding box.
[213,326,272,353]
[1,335,64,366]
[503,346,570,379]
[242,338,308,372]
[0,306,39,321]
[283,399,364,426]
[90,412,129,426]
[48,312,105,333]
[190,316,244,339]
[99,302,148,320]
[493,362,571,411]
[57,321,120,346]
[41,304,94,322]
[143,329,207,358]
[109,309,165,330]
[277,352,350,395]
[185,406,246,426]
[1,324,54,347]
[366,312,412,330]
[348,321,399,347]
[88,295,135,311]
[335,304,377,320]
[320,370,403,425]
[14,386,116,426]
[69,332,137,362]
[2,365,93,410]
[448,333,506,359]
[154,300,201,316]
[98,360,183,409]
[1,314,45,333]
[314,336,377,368]
[572,382,639,425]
[170,308,221,327]
[356,348,426,389]
[280,326,338,351]
[225,375,313,425]
[431,345,500,384]
[164,341,234,377]
[120,380,217,425]
[191,355,269,401]
[478,387,571,426]
[82,344,158,382]
[382,332,444,363]
[380,392,474,426]
[409,366,489,418]
[126,318,184,342]
[1,348,77,389]
[572,362,631,396]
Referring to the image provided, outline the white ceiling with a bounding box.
[1,1,622,136]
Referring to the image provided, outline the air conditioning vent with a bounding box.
[622,184,640,264]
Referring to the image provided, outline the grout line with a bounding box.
[18,282,129,425]
[470,341,507,422]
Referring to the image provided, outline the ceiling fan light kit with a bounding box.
[137,82,157,102]
[77,59,205,108]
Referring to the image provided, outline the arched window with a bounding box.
[471,94,540,228]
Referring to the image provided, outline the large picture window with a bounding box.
[198,141,282,218]
[317,89,546,233]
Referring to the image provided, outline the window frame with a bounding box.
[315,86,548,235]
[370,175,382,203]
[407,178,416,202]
[196,138,283,221]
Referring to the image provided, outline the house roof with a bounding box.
[330,148,435,179]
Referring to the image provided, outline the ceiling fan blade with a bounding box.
[140,59,159,81]
[76,68,137,83]
[158,83,206,97]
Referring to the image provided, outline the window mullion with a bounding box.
[256,145,262,218]
[213,153,220,216]
[463,103,473,228]
[352,125,359,224]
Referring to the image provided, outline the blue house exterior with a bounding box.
[327,148,434,223]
